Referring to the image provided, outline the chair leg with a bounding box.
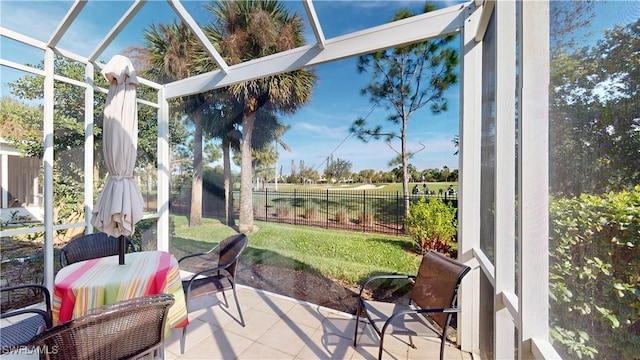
[221,289,229,308]
[180,324,187,354]
[378,331,386,360]
[353,300,362,347]
[409,335,416,349]
[180,295,190,354]
[231,285,245,327]
[439,315,453,360]
[439,327,448,360]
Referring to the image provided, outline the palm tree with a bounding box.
[143,21,208,227]
[204,0,317,233]
[202,92,242,227]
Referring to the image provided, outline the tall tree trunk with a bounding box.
[189,113,203,227]
[222,137,235,227]
[238,111,256,233]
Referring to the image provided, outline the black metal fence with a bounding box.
[250,189,457,236]
[171,188,457,236]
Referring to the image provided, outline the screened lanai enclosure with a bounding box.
[2,0,639,359]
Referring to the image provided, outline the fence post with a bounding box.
[293,189,297,226]
[264,188,268,222]
[396,191,400,236]
[325,189,329,229]
[362,191,367,232]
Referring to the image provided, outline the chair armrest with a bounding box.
[188,264,229,280]
[1,284,53,329]
[0,308,53,329]
[126,237,139,252]
[386,306,461,321]
[1,284,52,312]
[60,250,67,267]
[414,307,462,314]
[381,307,461,334]
[358,274,415,297]
[182,265,235,295]
[178,243,220,263]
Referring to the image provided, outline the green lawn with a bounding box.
[263,182,457,194]
[169,215,421,286]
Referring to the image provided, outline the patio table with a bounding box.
[52,250,188,330]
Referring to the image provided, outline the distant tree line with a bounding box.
[170,160,458,200]
[285,158,457,185]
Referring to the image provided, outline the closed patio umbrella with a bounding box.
[90,55,143,265]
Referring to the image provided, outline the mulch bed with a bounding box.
[235,262,361,314]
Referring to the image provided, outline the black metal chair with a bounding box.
[59,233,137,267]
[353,250,471,360]
[178,233,248,354]
[0,284,52,354]
[28,293,174,360]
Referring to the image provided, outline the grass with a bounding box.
[169,215,421,286]
[263,182,457,194]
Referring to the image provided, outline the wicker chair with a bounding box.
[0,284,52,354]
[59,233,137,267]
[178,233,248,354]
[28,293,174,360]
[353,250,471,360]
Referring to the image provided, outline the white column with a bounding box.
[518,1,558,358]
[458,1,482,353]
[43,48,55,292]
[85,62,95,233]
[495,1,516,358]
[156,89,170,251]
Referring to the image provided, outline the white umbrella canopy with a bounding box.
[90,55,144,251]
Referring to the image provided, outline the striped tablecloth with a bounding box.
[53,251,188,330]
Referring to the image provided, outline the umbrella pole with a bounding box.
[119,235,126,265]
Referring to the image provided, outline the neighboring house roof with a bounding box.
[0,137,22,157]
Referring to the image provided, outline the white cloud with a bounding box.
[290,121,350,139]
[0,2,66,43]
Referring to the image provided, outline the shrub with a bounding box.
[358,212,374,226]
[130,218,173,251]
[549,186,640,359]
[334,208,349,224]
[275,206,290,218]
[304,206,321,221]
[404,197,457,257]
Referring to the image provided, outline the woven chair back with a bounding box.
[60,233,135,267]
[218,234,248,278]
[410,251,471,330]
[29,293,174,360]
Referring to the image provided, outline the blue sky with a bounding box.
[1,0,636,174]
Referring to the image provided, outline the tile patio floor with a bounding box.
[165,286,474,360]
[0,286,474,360]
